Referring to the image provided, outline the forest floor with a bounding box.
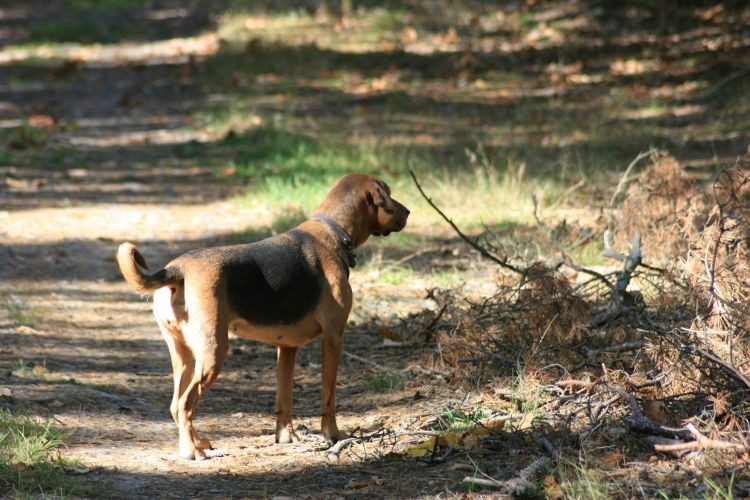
[1,1,749,498]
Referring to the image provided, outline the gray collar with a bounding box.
[312,215,357,268]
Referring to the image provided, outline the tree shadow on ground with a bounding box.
[2,1,748,213]
[0,0,218,46]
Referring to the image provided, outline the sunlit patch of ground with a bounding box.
[0,33,219,66]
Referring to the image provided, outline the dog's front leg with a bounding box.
[275,346,299,443]
[320,334,347,443]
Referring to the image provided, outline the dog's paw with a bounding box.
[275,425,300,444]
[323,429,349,444]
[194,436,212,450]
[205,447,230,459]
[179,446,207,460]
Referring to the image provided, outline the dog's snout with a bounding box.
[393,199,410,230]
[392,198,409,215]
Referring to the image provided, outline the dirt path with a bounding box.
[0,5,479,497]
[7,2,748,497]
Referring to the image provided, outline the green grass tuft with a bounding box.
[703,474,736,500]
[2,300,39,328]
[366,373,404,393]
[0,410,82,497]
[436,405,495,433]
[556,458,618,500]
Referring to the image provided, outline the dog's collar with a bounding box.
[312,215,357,268]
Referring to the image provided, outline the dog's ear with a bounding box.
[366,180,394,212]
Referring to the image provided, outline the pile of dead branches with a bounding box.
[647,168,750,431]
[410,157,750,469]
[419,264,590,385]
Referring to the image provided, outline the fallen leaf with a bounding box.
[381,338,402,347]
[400,26,418,43]
[643,399,668,422]
[544,475,564,500]
[472,425,491,437]
[438,431,463,447]
[345,479,369,489]
[414,133,435,144]
[450,463,476,471]
[462,434,479,449]
[5,177,44,191]
[0,387,12,397]
[407,437,437,457]
[444,27,458,44]
[27,114,55,128]
[220,165,237,177]
[378,325,400,341]
[481,414,506,431]
[517,413,534,430]
[67,168,89,178]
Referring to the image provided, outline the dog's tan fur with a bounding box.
[117,173,409,459]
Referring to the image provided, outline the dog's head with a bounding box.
[317,173,410,246]
[363,176,409,237]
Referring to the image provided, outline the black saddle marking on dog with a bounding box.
[224,230,324,326]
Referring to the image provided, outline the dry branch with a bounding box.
[653,424,750,454]
[410,170,525,275]
[610,150,652,207]
[614,386,692,440]
[555,379,594,389]
[326,437,358,459]
[462,456,551,493]
[343,351,405,377]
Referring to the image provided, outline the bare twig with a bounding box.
[645,437,693,457]
[326,428,396,459]
[696,346,750,390]
[555,379,594,389]
[610,150,652,207]
[410,170,525,275]
[462,456,551,493]
[653,424,750,453]
[342,351,404,377]
[540,437,558,458]
[564,255,615,291]
[584,340,645,356]
[614,386,692,439]
[425,303,448,332]
[671,328,750,391]
[610,232,642,304]
[531,192,544,226]
[326,437,358,459]
[462,476,506,489]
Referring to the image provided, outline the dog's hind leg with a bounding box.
[175,320,228,460]
[275,346,299,444]
[160,323,215,453]
[159,323,194,426]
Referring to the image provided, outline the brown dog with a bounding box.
[116,173,409,459]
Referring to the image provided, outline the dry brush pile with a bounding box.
[403,155,750,492]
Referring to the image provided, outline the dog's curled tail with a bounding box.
[116,242,182,294]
